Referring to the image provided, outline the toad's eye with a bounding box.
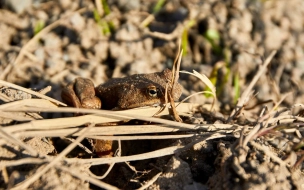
[146,85,159,97]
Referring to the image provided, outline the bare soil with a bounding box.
[1,0,304,189]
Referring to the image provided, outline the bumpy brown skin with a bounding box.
[61,69,182,157]
[61,69,182,110]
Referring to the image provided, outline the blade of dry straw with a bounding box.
[0,99,58,110]
[0,80,66,106]
[0,111,35,121]
[3,103,200,131]
[180,70,216,97]
[10,123,96,190]
[0,134,228,168]
[180,70,217,110]
[66,133,226,165]
[227,50,276,122]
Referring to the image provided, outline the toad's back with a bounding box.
[95,69,182,110]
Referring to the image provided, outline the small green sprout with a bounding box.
[34,20,45,35]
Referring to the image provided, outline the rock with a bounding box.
[4,0,32,14]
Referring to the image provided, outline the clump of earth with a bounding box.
[1,0,304,189]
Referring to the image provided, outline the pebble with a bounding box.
[4,0,32,14]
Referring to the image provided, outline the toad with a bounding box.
[61,69,182,111]
[61,69,182,157]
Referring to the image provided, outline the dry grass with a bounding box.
[0,61,227,189]
[0,99,230,189]
[1,50,304,189]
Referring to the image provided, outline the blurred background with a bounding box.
[0,0,304,112]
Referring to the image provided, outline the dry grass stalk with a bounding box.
[0,76,228,189]
[88,134,197,140]
[94,0,104,16]
[2,104,198,128]
[0,134,226,168]
[86,162,115,179]
[169,43,183,122]
[227,50,277,123]
[3,49,302,189]
[0,80,65,106]
[0,127,37,156]
[10,123,96,189]
[137,172,162,190]
[0,8,87,80]
[249,141,286,166]
[59,165,119,190]
[179,70,217,111]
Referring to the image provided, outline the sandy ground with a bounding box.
[1,0,304,189]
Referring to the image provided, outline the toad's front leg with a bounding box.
[61,78,113,157]
[61,77,101,109]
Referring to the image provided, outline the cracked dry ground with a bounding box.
[1,0,304,189]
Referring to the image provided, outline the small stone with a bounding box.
[70,13,85,32]
[4,0,32,14]
[59,0,72,9]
